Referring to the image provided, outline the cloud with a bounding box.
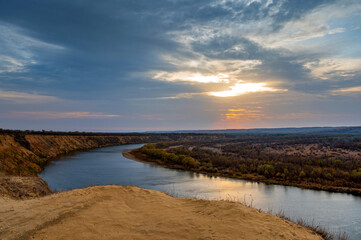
[5,111,120,119]
[0,0,353,97]
[154,92,205,100]
[328,28,346,35]
[128,92,205,100]
[331,86,361,95]
[159,56,262,74]
[248,1,358,50]
[0,55,25,73]
[0,0,360,130]
[214,105,357,130]
[212,106,268,129]
[209,81,287,97]
[222,108,265,120]
[153,71,229,83]
[0,22,64,74]
[304,58,361,80]
[0,89,58,102]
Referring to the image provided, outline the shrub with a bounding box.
[257,164,275,177]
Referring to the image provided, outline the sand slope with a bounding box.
[0,185,322,240]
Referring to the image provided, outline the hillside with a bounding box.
[0,185,322,240]
[0,133,173,198]
[0,132,226,198]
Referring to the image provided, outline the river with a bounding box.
[39,144,361,239]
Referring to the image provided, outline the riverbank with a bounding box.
[126,148,361,196]
[0,133,184,198]
[0,185,322,240]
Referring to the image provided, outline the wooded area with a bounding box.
[132,134,361,195]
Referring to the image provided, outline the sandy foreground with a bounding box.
[0,185,322,240]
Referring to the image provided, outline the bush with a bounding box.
[257,164,275,177]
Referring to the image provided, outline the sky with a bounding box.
[0,0,360,131]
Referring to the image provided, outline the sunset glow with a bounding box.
[1,2,361,238]
[153,72,229,83]
[209,82,284,97]
[0,0,360,130]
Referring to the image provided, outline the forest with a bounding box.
[131,134,361,195]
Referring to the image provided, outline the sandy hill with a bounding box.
[0,185,321,240]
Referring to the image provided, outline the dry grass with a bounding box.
[274,210,349,240]
[167,190,349,240]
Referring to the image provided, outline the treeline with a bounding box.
[0,128,209,137]
[163,134,361,150]
[138,144,201,169]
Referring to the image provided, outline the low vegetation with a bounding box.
[138,144,201,168]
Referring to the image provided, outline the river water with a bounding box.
[39,144,361,239]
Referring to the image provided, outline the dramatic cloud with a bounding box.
[0,0,360,130]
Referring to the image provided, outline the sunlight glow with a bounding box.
[209,81,284,97]
[153,71,229,83]
[187,73,229,83]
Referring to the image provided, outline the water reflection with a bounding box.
[40,144,361,240]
